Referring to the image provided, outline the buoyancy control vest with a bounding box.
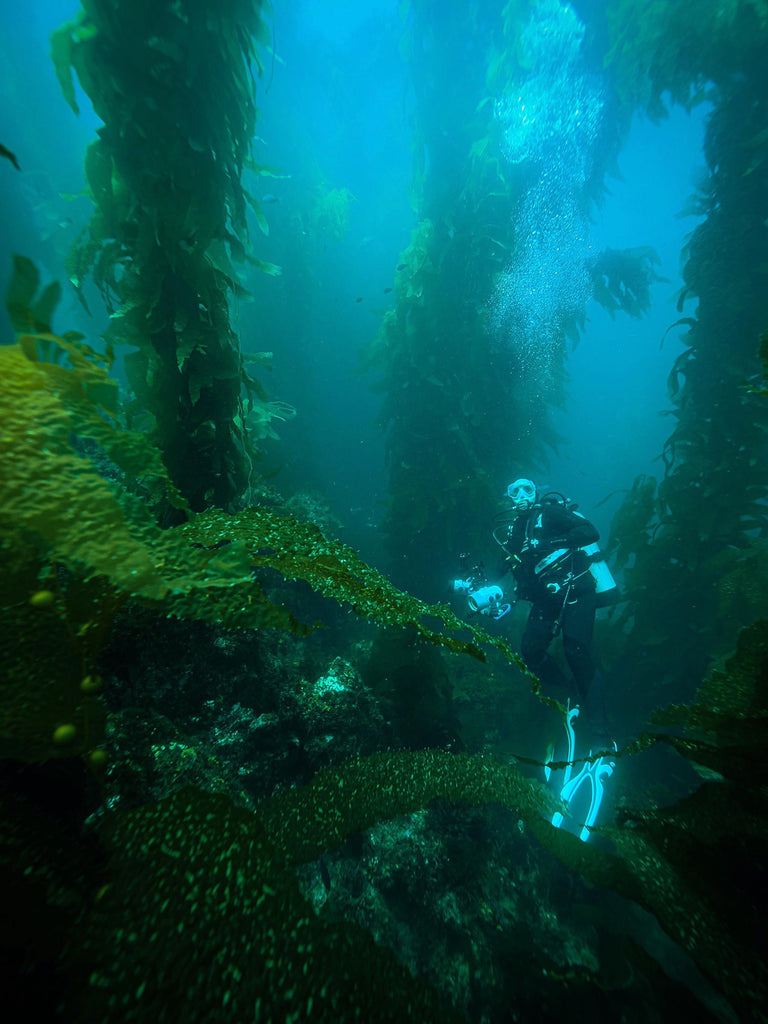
[496,492,619,606]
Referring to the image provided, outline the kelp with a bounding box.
[6,251,62,334]
[589,246,663,320]
[0,319,531,658]
[0,332,234,607]
[746,328,768,398]
[51,0,280,511]
[0,321,252,761]
[601,5,768,704]
[0,549,113,762]
[371,3,656,590]
[0,141,21,170]
[606,0,768,119]
[309,185,357,242]
[366,151,558,584]
[652,618,768,766]
[365,212,517,584]
[1,261,548,764]
[9,622,768,1021]
[51,752,560,1022]
[4,269,766,1016]
[511,618,768,1022]
[605,473,658,571]
[605,621,768,1018]
[180,506,540,673]
[0,262,564,1017]
[362,6,543,585]
[534,777,768,1023]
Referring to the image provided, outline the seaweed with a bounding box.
[4,269,767,1015]
[51,0,280,511]
[46,751,560,1022]
[0,141,21,170]
[370,3,653,589]
[8,624,768,1021]
[606,0,768,119]
[1,258,547,771]
[589,246,663,320]
[602,6,768,705]
[0,315,531,660]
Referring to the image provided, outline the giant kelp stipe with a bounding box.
[1,1,767,1021]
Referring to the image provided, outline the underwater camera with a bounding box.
[453,554,511,621]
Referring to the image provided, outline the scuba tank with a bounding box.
[548,495,619,606]
[536,540,618,605]
[581,542,619,607]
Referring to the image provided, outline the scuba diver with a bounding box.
[497,477,614,714]
[454,477,619,841]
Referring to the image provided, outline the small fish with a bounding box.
[0,143,20,171]
[396,263,407,270]
[41,215,74,241]
[356,296,363,303]
[383,287,392,293]
[261,193,279,204]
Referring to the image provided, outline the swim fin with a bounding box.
[546,703,616,842]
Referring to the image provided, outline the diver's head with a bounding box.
[506,478,537,514]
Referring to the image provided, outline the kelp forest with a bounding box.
[1,1,768,1021]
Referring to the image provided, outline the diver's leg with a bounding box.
[561,591,596,703]
[522,604,569,692]
[561,591,611,742]
[586,669,612,748]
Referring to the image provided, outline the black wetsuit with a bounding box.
[501,503,599,704]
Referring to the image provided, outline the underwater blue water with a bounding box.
[0,0,707,556]
[550,102,707,538]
